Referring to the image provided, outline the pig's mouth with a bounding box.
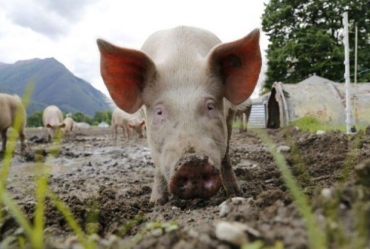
[169,154,222,200]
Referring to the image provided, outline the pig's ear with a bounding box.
[207,29,261,105]
[97,39,156,113]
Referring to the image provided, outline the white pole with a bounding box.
[342,12,353,134]
[354,23,358,125]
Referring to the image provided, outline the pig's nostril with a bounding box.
[179,177,189,189]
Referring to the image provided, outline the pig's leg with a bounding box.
[123,124,129,139]
[237,113,243,133]
[113,124,117,140]
[19,128,26,155]
[46,128,51,142]
[1,129,7,153]
[245,107,252,132]
[150,169,169,205]
[221,108,242,196]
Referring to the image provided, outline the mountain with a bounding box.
[0,58,112,116]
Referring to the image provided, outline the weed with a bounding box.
[253,129,327,249]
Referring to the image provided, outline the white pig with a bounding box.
[234,98,252,133]
[111,107,145,140]
[62,117,74,139]
[0,93,27,155]
[97,26,261,204]
[42,105,65,142]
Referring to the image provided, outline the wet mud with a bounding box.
[1,126,370,248]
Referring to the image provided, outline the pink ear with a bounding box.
[97,39,156,113]
[208,29,261,105]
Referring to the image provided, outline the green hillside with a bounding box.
[0,58,112,116]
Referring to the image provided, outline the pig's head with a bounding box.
[127,120,146,138]
[47,123,66,140]
[97,27,261,201]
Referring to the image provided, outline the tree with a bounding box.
[262,0,370,90]
[93,111,112,125]
[27,111,43,127]
[71,112,93,124]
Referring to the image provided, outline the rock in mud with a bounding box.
[215,221,249,246]
[277,145,291,152]
[219,197,251,217]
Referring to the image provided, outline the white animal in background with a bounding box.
[234,98,252,133]
[0,93,27,155]
[62,117,74,135]
[42,105,65,142]
[111,107,145,140]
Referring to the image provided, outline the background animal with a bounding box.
[234,98,252,133]
[111,107,145,140]
[0,93,27,155]
[42,105,65,142]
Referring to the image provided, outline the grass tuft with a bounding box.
[253,129,327,249]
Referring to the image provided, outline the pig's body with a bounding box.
[0,93,27,155]
[62,117,74,134]
[112,107,145,140]
[42,105,65,141]
[234,98,252,133]
[98,26,261,204]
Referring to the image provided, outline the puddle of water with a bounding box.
[6,157,89,178]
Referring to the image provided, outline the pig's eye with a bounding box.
[207,103,215,111]
[156,108,163,115]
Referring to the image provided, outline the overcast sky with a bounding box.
[0,0,269,99]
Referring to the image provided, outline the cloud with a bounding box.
[0,0,269,98]
[0,0,98,38]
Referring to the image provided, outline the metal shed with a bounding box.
[266,75,370,128]
[247,94,269,128]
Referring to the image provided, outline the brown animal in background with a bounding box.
[98,26,261,204]
[0,93,27,155]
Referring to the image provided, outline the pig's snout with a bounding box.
[169,154,221,200]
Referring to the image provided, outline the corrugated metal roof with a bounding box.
[248,104,266,128]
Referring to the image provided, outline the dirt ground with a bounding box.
[1,126,370,249]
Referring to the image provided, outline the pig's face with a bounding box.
[46,123,65,140]
[97,26,261,202]
[128,120,146,138]
[144,72,227,198]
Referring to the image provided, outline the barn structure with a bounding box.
[265,75,370,128]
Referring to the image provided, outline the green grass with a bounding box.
[253,129,327,249]
[289,116,368,133]
[0,84,97,249]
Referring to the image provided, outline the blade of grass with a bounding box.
[48,190,95,249]
[33,169,50,249]
[253,129,327,249]
[0,191,34,240]
[33,115,67,248]
[0,83,35,247]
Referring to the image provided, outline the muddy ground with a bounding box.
[1,126,370,249]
